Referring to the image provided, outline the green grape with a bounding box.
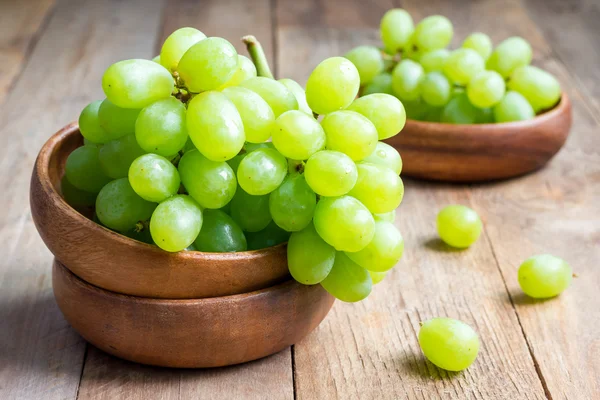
[128,154,180,202]
[419,72,451,107]
[217,55,257,89]
[487,36,532,78]
[346,221,403,272]
[65,145,111,193]
[349,163,404,213]
[152,55,161,64]
[96,178,156,232]
[508,66,561,112]
[518,254,572,298]
[78,101,111,143]
[320,252,372,302]
[99,134,146,179]
[193,209,246,252]
[187,91,245,161]
[313,196,375,252]
[369,270,387,284]
[97,99,140,140]
[380,8,414,54]
[183,137,196,153]
[362,73,393,96]
[178,149,236,209]
[347,94,406,140]
[122,226,154,245]
[422,106,444,122]
[467,70,506,108]
[240,77,298,117]
[374,210,396,222]
[322,110,377,161]
[102,59,174,109]
[437,205,482,248]
[441,94,479,124]
[304,150,357,197]
[493,91,535,122]
[344,46,384,85]
[361,142,402,175]
[420,49,451,73]
[230,188,271,232]
[135,97,188,156]
[413,15,453,51]
[222,86,275,144]
[462,32,493,61]
[83,138,102,148]
[305,57,360,115]
[419,318,480,371]
[177,37,238,92]
[160,27,206,72]
[237,148,287,195]
[475,107,494,124]
[443,49,485,86]
[278,78,312,115]
[403,98,429,120]
[271,110,325,160]
[392,59,424,101]
[287,223,335,284]
[150,195,203,252]
[244,142,275,152]
[61,176,97,208]
[269,173,316,232]
[246,221,290,250]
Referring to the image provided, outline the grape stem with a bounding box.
[242,35,274,79]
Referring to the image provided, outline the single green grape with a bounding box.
[518,254,572,298]
[392,59,424,101]
[361,142,402,175]
[320,252,372,302]
[508,66,561,112]
[374,210,396,223]
[346,221,404,272]
[305,57,360,115]
[322,110,377,161]
[467,70,506,108]
[420,49,451,73]
[413,15,453,51]
[245,221,290,250]
[422,106,444,122]
[441,94,479,124]
[369,270,387,284]
[271,110,325,160]
[128,154,180,202]
[403,98,429,120]
[229,187,271,232]
[237,148,287,195]
[443,49,485,86]
[96,178,156,232]
[437,204,482,248]
[462,32,493,61]
[419,72,451,107]
[98,134,146,179]
[135,97,188,156]
[222,86,275,144]
[349,163,404,213]
[287,222,335,284]
[78,100,112,144]
[217,55,257,89]
[160,27,206,72]
[475,107,494,124]
[347,94,406,140]
[239,77,298,117]
[487,36,532,78]
[362,73,393,96]
[278,78,312,115]
[97,99,140,140]
[65,145,112,193]
[344,46,384,85]
[493,91,535,122]
[304,150,357,197]
[193,209,247,252]
[61,176,97,208]
[380,8,414,54]
[269,173,316,232]
[419,318,480,371]
[150,195,203,252]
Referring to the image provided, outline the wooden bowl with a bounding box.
[53,260,334,368]
[385,94,572,182]
[30,123,290,299]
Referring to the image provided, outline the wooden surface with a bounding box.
[1,0,598,398]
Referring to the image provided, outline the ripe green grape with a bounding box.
[96,178,156,232]
[128,154,180,202]
[320,252,372,302]
[374,210,396,223]
[305,57,360,115]
[344,46,384,85]
[150,195,203,252]
[362,73,393,96]
[437,205,482,248]
[269,173,316,232]
[419,318,480,371]
[246,221,290,250]
[467,70,506,108]
[346,221,404,272]
[518,254,572,298]
[422,106,444,122]
[419,72,451,107]
[218,55,257,89]
[177,37,238,92]
[97,99,140,140]
[230,188,271,232]
[160,27,206,72]
[65,145,112,193]
[369,270,387,284]
[493,91,535,122]
[313,196,375,252]
[487,36,532,78]
[271,110,325,160]
[193,209,246,252]
[361,142,402,175]
[462,32,492,61]
[237,148,287,195]
[61,176,97,208]
[443,49,485,86]
[135,97,188,156]
[304,150,357,197]
[508,66,561,112]
[420,49,451,72]
[347,94,406,140]
[441,93,479,124]
[102,59,174,109]
[403,98,429,120]
[79,101,112,143]
[245,142,275,152]
[287,223,335,284]
[413,15,453,51]
[476,107,494,124]
[392,59,424,101]
[278,78,312,115]
[240,77,298,117]
[349,163,404,213]
[152,55,161,64]
[380,8,414,54]
[98,134,146,179]
[322,110,377,161]
[187,91,245,161]
[222,86,275,143]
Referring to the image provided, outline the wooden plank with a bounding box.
[0,0,55,103]
[0,0,165,399]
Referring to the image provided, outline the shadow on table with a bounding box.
[396,354,462,381]
[510,292,555,307]
[423,238,468,253]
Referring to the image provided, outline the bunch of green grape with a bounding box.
[343,9,562,124]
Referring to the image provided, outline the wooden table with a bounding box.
[1,0,598,398]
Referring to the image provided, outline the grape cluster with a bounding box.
[343,9,562,124]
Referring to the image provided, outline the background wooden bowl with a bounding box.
[385,94,572,182]
[30,124,290,299]
[53,260,334,368]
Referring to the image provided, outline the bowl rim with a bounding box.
[37,123,286,262]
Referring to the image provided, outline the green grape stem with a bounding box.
[242,35,274,79]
